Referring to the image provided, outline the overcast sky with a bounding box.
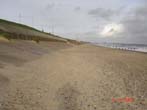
[0,0,147,44]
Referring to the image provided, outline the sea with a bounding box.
[93,43,147,53]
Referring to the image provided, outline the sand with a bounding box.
[0,40,147,110]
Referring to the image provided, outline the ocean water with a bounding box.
[93,43,147,53]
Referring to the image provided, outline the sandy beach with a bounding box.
[0,40,147,110]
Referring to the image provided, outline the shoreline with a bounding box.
[92,43,147,54]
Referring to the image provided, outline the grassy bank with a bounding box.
[0,19,67,43]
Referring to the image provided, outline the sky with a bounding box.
[0,0,147,44]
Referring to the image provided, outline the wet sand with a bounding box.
[0,40,147,110]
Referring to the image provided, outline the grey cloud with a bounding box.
[80,3,147,44]
[45,3,55,10]
[120,4,147,44]
[88,8,118,20]
[1,0,147,44]
[134,5,147,17]
[74,6,81,11]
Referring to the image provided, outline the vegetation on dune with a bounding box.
[0,19,40,32]
[0,19,67,43]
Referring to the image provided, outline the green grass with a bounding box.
[0,19,67,43]
[0,19,40,32]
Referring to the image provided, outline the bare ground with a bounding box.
[0,40,147,110]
